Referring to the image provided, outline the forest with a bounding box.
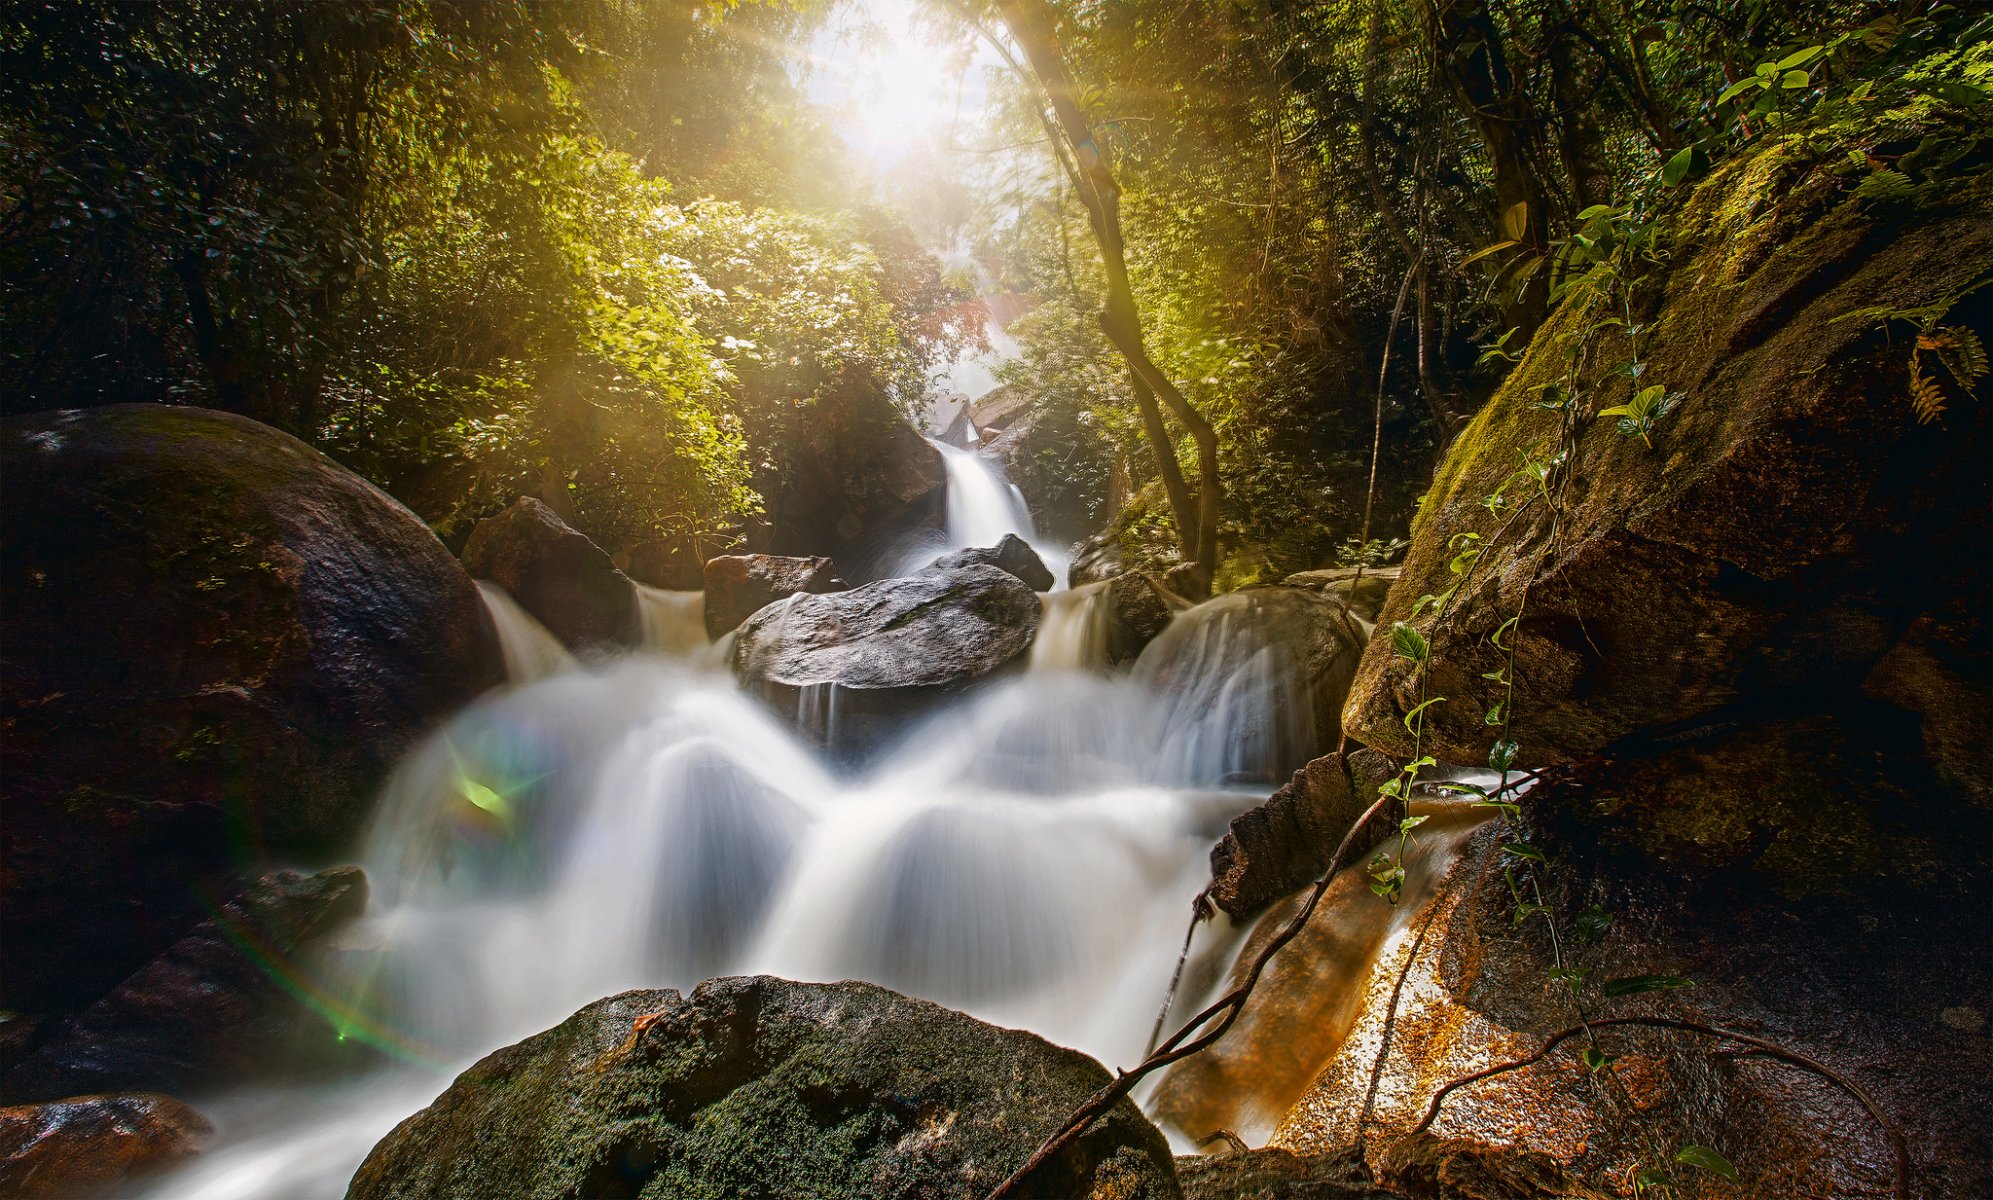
[0,1,1988,1198]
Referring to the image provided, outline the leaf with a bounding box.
[1780,69,1810,90]
[1489,739,1519,771]
[1718,77,1764,105]
[1676,1145,1739,1181]
[1500,200,1529,241]
[1661,145,1696,187]
[1436,781,1491,799]
[1399,814,1429,832]
[1582,1046,1619,1073]
[1502,841,1545,862]
[1392,622,1430,663]
[1462,238,1521,267]
[1484,702,1505,726]
[1775,44,1824,69]
[1404,696,1448,733]
[1602,974,1696,998]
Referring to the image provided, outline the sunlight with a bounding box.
[807,0,982,175]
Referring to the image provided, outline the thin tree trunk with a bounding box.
[993,0,1222,594]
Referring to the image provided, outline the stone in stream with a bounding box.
[1279,566,1400,625]
[347,976,1181,1200]
[702,552,846,637]
[760,388,947,564]
[460,496,639,650]
[0,868,368,1103]
[732,562,1040,755]
[931,532,1056,591]
[0,405,501,1011]
[1205,749,1403,918]
[1102,569,1182,666]
[0,1091,214,1200]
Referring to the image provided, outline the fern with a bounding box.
[1908,358,1948,424]
[1922,325,1990,387]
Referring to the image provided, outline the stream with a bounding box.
[137,443,1484,1198]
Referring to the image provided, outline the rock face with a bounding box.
[701,553,846,638]
[1069,530,1129,587]
[1103,570,1180,666]
[0,405,500,1010]
[348,977,1181,1200]
[1344,152,1993,773]
[461,497,638,650]
[733,564,1040,753]
[0,1092,213,1200]
[932,533,1056,591]
[1,868,367,1102]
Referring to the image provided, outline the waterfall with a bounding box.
[474,581,573,684]
[881,438,1069,587]
[632,583,708,656]
[138,588,1386,1199]
[1030,580,1111,672]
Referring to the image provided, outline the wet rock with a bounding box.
[1135,587,1364,783]
[1376,1135,1605,1200]
[932,533,1056,591]
[348,976,1180,1200]
[0,405,500,1010]
[1281,567,1400,625]
[1103,570,1180,666]
[702,553,846,637]
[1069,530,1130,586]
[1,868,367,1103]
[733,563,1040,755]
[0,1092,213,1199]
[1344,151,1993,770]
[1177,1146,1391,1199]
[460,497,638,650]
[1207,749,1403,918]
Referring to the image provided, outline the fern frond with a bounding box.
[1929,324,1989,387]
[1908,355,1948,423]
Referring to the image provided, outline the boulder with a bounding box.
[932,533,1056,591]
[460,497,637,650]
[1343,150,1993,771]
[1206,749,1402,918]
[1280,567,1400,625]
[1,868,368,1102]
[0,1092,213,1199]
[0,405,500,1010]
[762,388,947,565]
[1177,1147,1391,1200]
[733,564,1040,755]
[1069,530,1129,587]
[702,553,846,638]
[1103,570,1182,666]
[347,977,1180,1200]
[1135,587,1365,784]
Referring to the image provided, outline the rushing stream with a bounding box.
[137,445,1476,1199]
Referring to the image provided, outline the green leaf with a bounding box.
[1718,77,1763,105]
[1775,44,1823,69]
[1582,1046,1620,1073]
[1399,814,1429,832]
[1489,739,1519,771]
[1484,702,1505,726]
[1502,841,1545,862]
[1404,696,1448,733]
[1392,623,1430,663]
[1661,145,1696,187]
[1436,781,1490,799]
[1780,69,1810,89]
[1574,905,1614,940]
[1602,974,1696,998]
[1676,1145,1739,1181]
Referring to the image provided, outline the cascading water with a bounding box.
[882,437,1069,587]
[140,586,1348,1199]
[1030,580,1111,672]
[631,582,710,657]
[472,581,573,684]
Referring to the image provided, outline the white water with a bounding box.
[1030,580,1111,672]
[471,581,572,683]
[141,581,1345,1199]
[883,436,1070,587]
[632,583,709,657]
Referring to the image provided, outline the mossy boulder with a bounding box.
[347,976,1181,1200]
[702,552,846,638]
[1344,142,1993,775]
[760,387,947,571]
[0,1091,213,1199]
[0,405,501,1009]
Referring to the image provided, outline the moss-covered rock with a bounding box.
[1345,147,1993,770]
[347,976,1181,1200]
[0,1091,212,1199]
[461,496,639,650]
[0,406,501,1010]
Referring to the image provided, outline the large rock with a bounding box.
[348,977,1180,1200]
[1069,530,1130,587]
[1206,749,1402,918]
[1103,570,1180,666]
[0,405,500,1010]
[1135,587,1365,784]
[1280,567,1400,625]
[460,497,638,650]
[932,533,1056,591]
[762,388,947,567]
[1344,151,1993,771]
[1,868,367,1102]
[0,1092,213,1199]
[702,553,845,638]
[733,564,1040,754]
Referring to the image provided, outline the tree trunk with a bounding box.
[994,0,1222,594]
